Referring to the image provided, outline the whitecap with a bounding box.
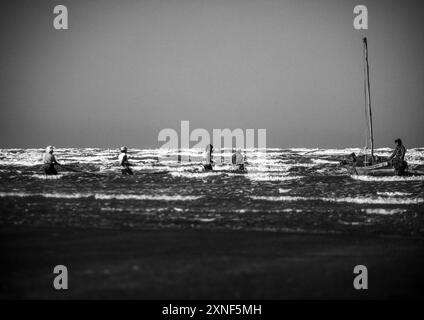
[311,159,340,165]
[0,191,202,201]
[94,193,202,201]
[31,174,65,180]
[247,173,303,182]
[351,175,424,182]
[170,171,222,178]
[364,208,407,215]
[376,192,412,197]
[195,218,216,222]
[250,195,424,205]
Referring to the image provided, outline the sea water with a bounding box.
[0,147,423,235]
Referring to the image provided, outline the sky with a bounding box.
[1,0,423,148]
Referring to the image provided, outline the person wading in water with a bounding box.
[203,144,214,171]
[43,146,61,175]
[388,138,407,175]
[118,146,133,175]
[232,148,245,171]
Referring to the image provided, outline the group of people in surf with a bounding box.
[42,138,407,176]
[41,143,246,175]
[202,144,245,172]
[341,138,408,176]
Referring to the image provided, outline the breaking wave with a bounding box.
[0,192,202,201]
[364,208,407,215]
[250,195,424,205]
[247,174,304,182]
[351,175,424,182]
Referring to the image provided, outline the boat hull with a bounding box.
[353,167,397,176]
[349,163,424,177]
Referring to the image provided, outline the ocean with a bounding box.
[1,147,423,236]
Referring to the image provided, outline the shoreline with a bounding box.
[1,225,423,299]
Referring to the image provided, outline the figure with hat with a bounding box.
[43,146,60,175]
[118,146,133,175]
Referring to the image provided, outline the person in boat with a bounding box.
[43,146,60,175]
[341,152,361,166]
[203,144,213,171]
[388,138,407,175]
[349,152,357,166]
[118,146,133,175]
[232,148,245,171]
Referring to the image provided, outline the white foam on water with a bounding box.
[338,221,363,226]
[311,159,340,165]
[195,218,216,222]
[247,158,287,165]
[0,191,202,201]
[31,174,65,180]
[250,195,424,205]
[408,161,424,165]
[43,193,92,199]
[0,192,91,199]
[166,165,201,172]
[290,163,317,168]
[250,165,291,172]
[100,207,126,212]
[247,173,303,182]
[170,171,222,178]
[377,192,413,197]
[290,148,320,153]
[210,164,238,172]
[278,188,291,193]
[95,193,202,201]
[0,192,33,198]
[364,208,407,215]
[351,175,424,182]
[303,148,362,156]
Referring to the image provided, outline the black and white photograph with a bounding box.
[0,0,423,308]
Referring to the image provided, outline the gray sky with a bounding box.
[1,0,423,148]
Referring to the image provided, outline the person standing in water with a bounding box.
[203,144,213,171]
[119,146,133,175]
[43,146,60,175]
[388,138,407,175]
[232,148,245,171]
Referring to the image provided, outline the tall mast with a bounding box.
[363,37,374,159]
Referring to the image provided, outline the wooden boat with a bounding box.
[351,161,405,176]
[348,38,423,177]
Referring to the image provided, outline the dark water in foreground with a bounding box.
[0,148,423,235]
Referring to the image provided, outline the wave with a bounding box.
[311,159,340,165]
[351,175,424,182]
[247,174,303,182]
[31,174,65,180]
[364,208,407,215]
[0,192,202,201]
[95,194,202,201]
[0,192,90,199]
[170,171,222,178]
[194,218,217,222]
[377,192,412,197]
[250,195,424,205]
